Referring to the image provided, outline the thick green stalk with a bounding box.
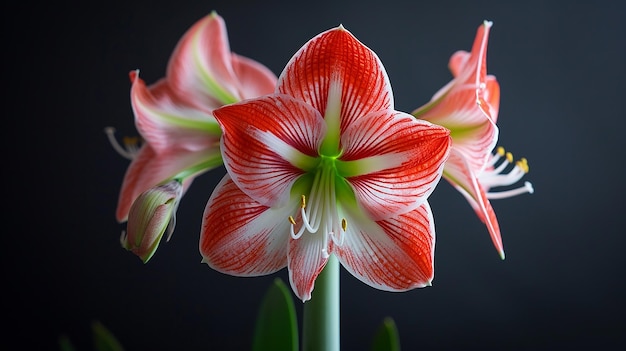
[302,254,340,351]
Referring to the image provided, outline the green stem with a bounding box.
[302,254,340,351]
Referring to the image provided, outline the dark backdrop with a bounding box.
[5,0,625,350]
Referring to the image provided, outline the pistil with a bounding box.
[288,159,347,257]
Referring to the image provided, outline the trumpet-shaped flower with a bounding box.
[106,12,277,228]
[412,21,533,258]
[200,26,451,301]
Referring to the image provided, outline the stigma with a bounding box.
[288,163,347,258]
[479,146,534,199]
[104,127,142,160]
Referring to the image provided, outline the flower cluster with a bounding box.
[107,12,532,301]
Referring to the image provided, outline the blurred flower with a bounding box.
[412,21,533,258]
[106,11,277,225]
[121,180,182,263]
[200,26,451,301]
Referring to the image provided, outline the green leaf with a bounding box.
[252,278,299,351]
[92,320,125,351]
[58,335,75,351]
[370,317,400,351]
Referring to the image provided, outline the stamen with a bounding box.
[287,160,345,257]
[104,127,141,160]
[480,146,534,200]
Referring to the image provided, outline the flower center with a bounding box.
[480,146,534,199]
[288,157,347,258]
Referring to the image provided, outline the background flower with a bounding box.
[412,21,532,258]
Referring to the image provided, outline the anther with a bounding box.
[300,195,306,209]
[505,152,513,163]
[496,146,505,156]
[516,158,529,173]
[104,127,141,160]
[288,216,296,225]
[341,218,347,232]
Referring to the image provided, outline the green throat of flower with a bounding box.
[289,155,356,258]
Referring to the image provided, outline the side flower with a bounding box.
[412,21,533,259]
[200,25,451,301]
[106,12,278,260]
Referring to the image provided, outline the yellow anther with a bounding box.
[505,152,513,163]
[288,216,296,225]
[496,146,505,156]
[341,218,347,232]
[300,195,306,209]
[517,158,529,173]
[123,136,140,146]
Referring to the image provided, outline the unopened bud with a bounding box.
[120,180,183,263]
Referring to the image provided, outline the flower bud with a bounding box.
[120,180,183,263]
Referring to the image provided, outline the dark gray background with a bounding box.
[5,0,625,349]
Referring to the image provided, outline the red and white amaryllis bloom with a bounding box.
[200,25,451,301]
[412,21,533,259]
[106,12,277,227]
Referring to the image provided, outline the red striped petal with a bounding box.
[130,71,221,154]
[412,76,499,172]
[230,53,278,99]
[340,111,451,220]
[213,95,325,207]
[115,145,213,222]
[450,21,492,86]
[443,149,504,258]
[287,229,329,302]
[200,175,289,275]
[277,26,392,132]
[334,202,435,291]
[165,12,277,108]
[165,12,240,108]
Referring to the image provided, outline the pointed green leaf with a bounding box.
[252,278,298,351]
[92,320,125,351]
[58,335,75,351]
[370,317,400,351]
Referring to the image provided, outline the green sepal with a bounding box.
[252,278,299,351]
[370,317,400,351]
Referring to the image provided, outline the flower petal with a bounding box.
[165,12,241,107]
[130,70,221,154]
[287,227,329,302]
[412,76,500,172]
[115,145,216,222]
[411,21,500,173]
[200,175,290,275]
[277,26,392,132]
[213,95,325,207]
[443,149,504,258]
[333,202,435,291]
[449,21,492,86]
[230,53,278,99]
[338,111,451,220]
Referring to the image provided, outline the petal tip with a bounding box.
[499,250,506,260]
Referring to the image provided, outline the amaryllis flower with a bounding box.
[106,11,277,226]
[200,25,451,301]
[412,21,533,259]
